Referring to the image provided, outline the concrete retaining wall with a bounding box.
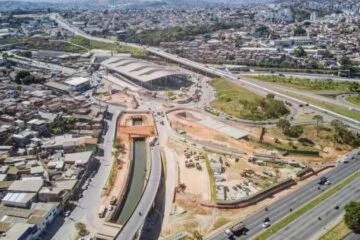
[201,178,296,209]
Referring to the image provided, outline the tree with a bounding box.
[260,127,266,143]
[294,26,307,36]
[284,125,304,138]
[340,56,353,70]
[344,201,360,233]
[15,70,31,83]
[75,222,89,237]
[266,93,275,100]
[193,231,203,240]
[312,115,323,135]
[277,118,291,133]
[294,46,307,58]
[349,82,360,92]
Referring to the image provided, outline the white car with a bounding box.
[262,222,271,228]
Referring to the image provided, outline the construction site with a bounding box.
[160,108,352,237]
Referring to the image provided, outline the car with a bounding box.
[108,205,114,211]
[262,222,271,228]
[64,210,71,217]
[264,217,270,222]
[224,228,234,238]
[334,205,340,210]
[81,185,87,190]
[325,180,331,185]
[318,177,328,185]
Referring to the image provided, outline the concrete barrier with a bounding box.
[201,178,296,209]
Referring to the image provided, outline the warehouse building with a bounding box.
[101,56,191,90]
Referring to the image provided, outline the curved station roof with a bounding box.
[101,56,186,83]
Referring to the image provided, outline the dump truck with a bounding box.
[224,222,246,238]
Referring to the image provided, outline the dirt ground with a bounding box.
[168,109,347,163]
[161,168,333,237]
[169,140,210,201]
[97,90,138,109]
[162,109,349,237]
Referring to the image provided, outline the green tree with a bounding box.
[340,56,353,70]
[294,26,307,36]
[344,201,360,233]
[294,46,307,57]
[284,125,304,138]
[15,70,30,83]
[260,127,266,143]
[75,222,89,237]
[193,230,203,240]
[277,118,291,133]
[313,115,323,136]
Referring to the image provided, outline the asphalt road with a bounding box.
[207,153,360,240]
[344,232,360,240]
[269,178,360,240]
[49,105,123,240]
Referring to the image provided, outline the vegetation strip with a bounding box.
[205,154,216,202]
[70,36,147,57]
[254,171,360,240]
[346,95,360,107]
[318,219,351,240]
[245,74,360,92]
[285,93,360,122]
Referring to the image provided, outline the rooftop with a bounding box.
[65,77,90,86]
[8,179,43,193]
[101,56,186,83]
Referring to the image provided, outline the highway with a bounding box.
[244,71,360,82]
[345,232,360,240]
[50,13,360,130]
[115,143,162,240]
[207,152,360,240]
[7,52,77,75]
[269,178,360,240]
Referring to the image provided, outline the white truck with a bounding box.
[98,205,107,218]
[224,222,246,238]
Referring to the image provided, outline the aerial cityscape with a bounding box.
[0,0,359,239]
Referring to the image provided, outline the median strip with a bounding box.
[254,171,360,240]
[318,219,351,240]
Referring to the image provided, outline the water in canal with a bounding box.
[116,138,147,225]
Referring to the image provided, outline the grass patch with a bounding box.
[102,147,119,196]
[254,171,360,240]
[75,144,97,153]
[246,74,357,92]
[70,36,147,58]
[346,95,360,106]
[285,93,360,121]
[209,78,289,120]
[319,219,351,240]
[204,154,216,202]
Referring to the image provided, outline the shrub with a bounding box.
[284,126,304,138]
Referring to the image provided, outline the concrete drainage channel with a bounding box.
[112,138,148,225]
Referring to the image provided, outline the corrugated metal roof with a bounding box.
[101,56,186,83]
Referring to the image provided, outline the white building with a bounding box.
[64,77,91,92]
